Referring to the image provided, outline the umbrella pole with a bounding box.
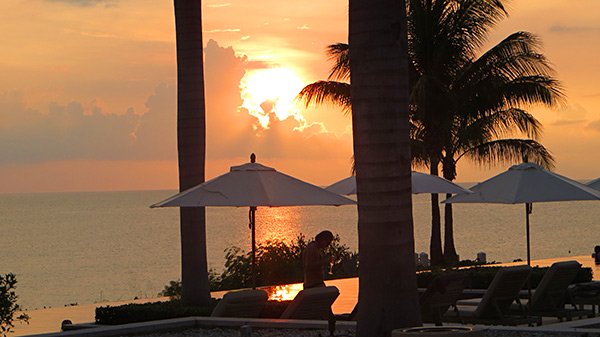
[525,203,532,266]
[250,206,257,289]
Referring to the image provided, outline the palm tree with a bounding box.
[173,0,211,306]
[434,31,561,262]
[349,0,421,334]
[298,0,561,266]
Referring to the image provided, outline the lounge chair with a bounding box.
[443,265,540,326]
[515,261,594,321]
[280,286,339,320]
[569,281,600,316]
[211,289,268,318]
[420,273,468,326]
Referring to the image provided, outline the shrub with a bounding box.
[95,299,290,324]
[0,273,29,337]
[95,300,217,325]
[162,234,358,293]
[213,234,358,290]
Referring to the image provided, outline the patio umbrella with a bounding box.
[325,172,471,195]
[444,162,600,265]
[151,154,355,287]
[587,178,600,191]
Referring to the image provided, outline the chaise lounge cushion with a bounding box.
[211,289,268,318]
[280,286,339,320]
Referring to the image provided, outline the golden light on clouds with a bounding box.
[239,68,305,129]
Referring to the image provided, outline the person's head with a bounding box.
[315,230,334,248]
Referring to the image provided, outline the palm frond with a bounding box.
[326,43,350,81]
[503,76,564,107]
[458,138,555,169]
[448,0,508,53]
[410,138,429,168]
[295,81,351,114]
[458,32,558,87]
[457,108,543,146]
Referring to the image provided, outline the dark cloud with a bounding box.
[0,91,141,164]
[46,0,118,7]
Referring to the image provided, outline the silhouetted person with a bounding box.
[594,245,600,264]
[302,230,334,289]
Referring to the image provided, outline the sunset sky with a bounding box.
[1,0,599,193]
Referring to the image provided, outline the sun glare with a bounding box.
[240,68,305,129]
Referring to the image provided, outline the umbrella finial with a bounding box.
[250,153,256,163]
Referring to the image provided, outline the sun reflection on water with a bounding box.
[255,207,303,243]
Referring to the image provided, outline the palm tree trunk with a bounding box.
[428,158,443,266]
[174,0,211,306]
[349,0,421,335]
[443,194,459,263]
[442,158,459,264]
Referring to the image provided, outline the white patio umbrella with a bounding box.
[325,171,471,195]
[151,154,355,287]
[445,162,600,265]
[587,178,600,190]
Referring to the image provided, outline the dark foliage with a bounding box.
[95,299,291,325]
[0,273,29,337]
[95,300,216,325]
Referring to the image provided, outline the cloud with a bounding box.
[207,3,231,8]
[0,91,141,164]
[587,120,600,133]
[0,40,351,171]
[46,0,118,7]
[556,103,588,118]
[202,39,351,162]
[205,28,241,33]
[549,25,600,33]
[552,119,587,126]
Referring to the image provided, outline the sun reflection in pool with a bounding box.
[262,283,303,301]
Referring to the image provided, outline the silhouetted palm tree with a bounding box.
[298,0,561,266]
[174,0,211,305]
[349,0,421,334]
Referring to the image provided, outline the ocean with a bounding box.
[1,189,599,310]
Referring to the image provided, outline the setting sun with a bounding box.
[240,68,305,129]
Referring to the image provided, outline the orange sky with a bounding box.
[0,0,599,193]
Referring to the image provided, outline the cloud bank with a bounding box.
[45,0,118,7]
[0,40,351,170]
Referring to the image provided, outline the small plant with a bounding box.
[0,273,29,337]
[158,280,181,300]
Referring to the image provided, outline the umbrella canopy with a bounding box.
[587,178,600,191]
[152,162,355,208]
[152,155,355,287]
[325,172,471,195]
[445,162,600,265]
[445,163,600,204]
